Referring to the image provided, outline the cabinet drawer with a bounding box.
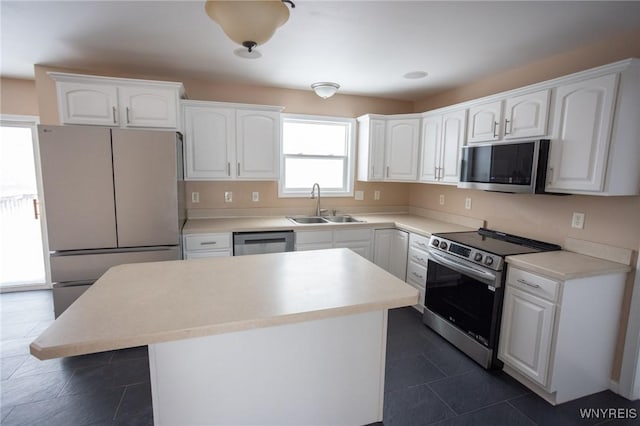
[408,246,429,268]
[185,251,231,260]
[507,267,560,302]
[184,233,231,251]
[333,228,372,242]
[295,230,333,244]
[409,233,430,251]
[406,261,427,288]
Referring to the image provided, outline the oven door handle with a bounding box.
[429,250,497,285]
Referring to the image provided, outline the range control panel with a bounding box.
[428,236,503,271]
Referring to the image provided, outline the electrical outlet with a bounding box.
[224,191,233,203]
[571,212,585,229]
[191,192,199,203]
[439,194,445,205]
[252,192,259,202]
[374,190,380,201]
[355,190,364,201]
[465,197,472,210]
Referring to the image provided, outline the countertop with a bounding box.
[30,249,419,360]
[182,213,476,237]
[506,251,631,281]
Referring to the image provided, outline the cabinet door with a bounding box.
[369,119,387,180]
[385,119,420,181]
[373,229,408,280]
[57,82,119,126]
[504,90,550,139]
[439,109,467,184]
[499,286,556,387]
[183,105,235,180]
[236,110,280,179]
[118,86,178,129]
[467,100,503,143]
[38,126,117,251]
[546,74,618,192]
[419,115,441,183]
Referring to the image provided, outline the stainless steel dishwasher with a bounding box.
[233,230,295,256]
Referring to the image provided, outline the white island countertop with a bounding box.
[31,248,419,360]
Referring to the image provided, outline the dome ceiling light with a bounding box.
[205,0,295,54]
[311,82,340,99]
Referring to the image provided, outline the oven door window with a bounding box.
[426,260,498,347]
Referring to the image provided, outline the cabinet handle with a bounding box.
[237,162,241,177]
[200,241,218,245]
[517,278,541,288]
[416,241,428,248]
[33,199,39,220]
[126,107,130,124]
[434,166,438,179]
[493,121,499,138]
[412,272,424,280]
[227,162,231,176]
[371,166,374,176]
[547,167,554,184]
[504,119,511,135]
[413,256,426,264]
[386,166,389,178]
[112,106,117,124]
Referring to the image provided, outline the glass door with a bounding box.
[0,117,49,291]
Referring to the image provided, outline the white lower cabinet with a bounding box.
[373,229,408,280]
[499,265,627,405]
[183,233,232,259]
[405,233,430,312]
[295,228,372,260]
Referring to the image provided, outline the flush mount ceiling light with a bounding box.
[205,0,295,54]
[403,71,429,79]
[311,82,340,99]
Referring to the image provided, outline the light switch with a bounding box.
[224,191,233,203]
[252,192,259,202]
[439,194,445,205]
[191,192,200,203]
[465,197,472,210]
[355,190,364,201]
[374,190,380,201]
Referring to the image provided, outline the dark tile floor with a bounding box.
[1,290,638,425]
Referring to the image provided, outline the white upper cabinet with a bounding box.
[182,100,282,181]
[356,116,386,181]
[504,90,550,139]
[419,108,466,184]
[467,100,502,143]
[384,118,421,181]
[467,90,550,143]
[236,110,280,179]
[546,74,619,193]
[50,72,184,130]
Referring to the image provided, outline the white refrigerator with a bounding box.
[38,125,185,317]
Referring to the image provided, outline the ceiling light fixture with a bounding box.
[205,0,295,54]
[311,82,340,99]
[403,71,429,79]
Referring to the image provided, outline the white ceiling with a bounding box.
[1,1,639,101]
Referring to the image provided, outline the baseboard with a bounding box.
[610,379,620,395]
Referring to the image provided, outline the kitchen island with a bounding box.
[30,248,419,425]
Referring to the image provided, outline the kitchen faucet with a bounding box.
[311,183,321,216]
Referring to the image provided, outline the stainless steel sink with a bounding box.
[287,216,329,224]
[322,215,363,223]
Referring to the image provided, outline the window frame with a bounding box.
[278,113,356,198]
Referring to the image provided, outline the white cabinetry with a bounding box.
[405,233,430,312]
[419,108,466,184]
[357,114,420,182]
[373,229,408,280]
[50,72,183,129]
[182,101,282,181]
[546,74,620,193]
[385,118,421,181]
[183,233,232,259]
[499,265,627,404]
[295,228,372,260]
[467,90,549,144]
[356,116,386,181]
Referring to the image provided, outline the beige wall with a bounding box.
[0,78,39,116]
[414,27,640,112]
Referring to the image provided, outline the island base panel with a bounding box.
[149,310,388,425]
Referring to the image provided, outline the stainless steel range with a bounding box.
[422,228,560,369]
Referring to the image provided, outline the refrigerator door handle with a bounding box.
[50,246,178,257]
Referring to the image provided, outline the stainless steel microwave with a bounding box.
[458,139,550,194]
